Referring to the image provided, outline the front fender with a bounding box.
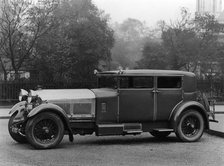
[169,101,209,130]
[9,101,26,115]
[27,103,67,118]
[27,103,74,142]
[9,101,27,123]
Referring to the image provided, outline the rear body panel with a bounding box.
[157,89,183,120]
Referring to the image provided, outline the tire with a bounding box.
[150,131,171,139]
[8,112,27,143]
[25,112,64,149]
[175,110,204,142]
[150,131,171,138]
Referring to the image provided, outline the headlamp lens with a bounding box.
[19,95,22,101]
[27,90,38,103]
[18,89,28,101]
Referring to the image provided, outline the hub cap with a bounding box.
[181,115,200,137]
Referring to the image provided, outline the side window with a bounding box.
[133,77,153,88]
[157,77,182,89]
[119,77,130,88]
[120,76,153,89]
[98,76,118,88]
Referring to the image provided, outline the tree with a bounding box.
[0,0,57,81]
[34,0,114,82]
[160,8,201,71]
[111,18,151,69]
[138,8,222,72]
[161,27,201,71]
[194,13,221,62]
[136,39,168,69]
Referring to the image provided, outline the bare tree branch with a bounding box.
[0,0,57,80]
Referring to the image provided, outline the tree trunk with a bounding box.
[3,70,7,81]
[0,58,7,81]
[14,70,20,81]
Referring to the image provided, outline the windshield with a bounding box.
[98,76,118,89]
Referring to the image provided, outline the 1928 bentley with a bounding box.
[8,70,216,149]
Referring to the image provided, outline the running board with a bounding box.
[153,128,174,132]
[124,129,143,134]
[124,123,142,134]
[97,123,142,136]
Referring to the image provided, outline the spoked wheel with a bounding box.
[150,131,171,138]
[8,112,27,143]
[175,110,204,142]
[26,112,64,149]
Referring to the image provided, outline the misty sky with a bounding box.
[92,0,197,26]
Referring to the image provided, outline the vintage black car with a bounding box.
[8,70,216,149]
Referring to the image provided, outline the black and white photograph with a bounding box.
[0,0,224,165]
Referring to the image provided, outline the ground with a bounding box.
[0,119,224,166]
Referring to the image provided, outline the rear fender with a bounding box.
[27,103,74,142]
[169,101,209,130]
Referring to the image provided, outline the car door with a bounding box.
[156,76,183,121]
[118,76,154,122]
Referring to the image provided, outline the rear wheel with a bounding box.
[150,131,171,138]
[175,110,204,142]
[8,112,27,143]
[25,112,64,149]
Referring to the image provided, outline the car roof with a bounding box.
[97,69,195,77]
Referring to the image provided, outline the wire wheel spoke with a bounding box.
[34,119,59,144]
[181,116,200,137]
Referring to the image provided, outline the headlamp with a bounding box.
[19,89,28,101]
[28,90,38,103]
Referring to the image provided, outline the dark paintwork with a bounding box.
[119,89,154,122]
[169,101,209,130]
[95,96,118,123]
[9,69,210,141]
[157,88,182,120]
[91,88,118,124]
[97,69,196,92]
[94,69,209,135]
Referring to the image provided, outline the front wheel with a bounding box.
[175,110,204,142]
[25,112,64,149]
[8,113,27,143]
